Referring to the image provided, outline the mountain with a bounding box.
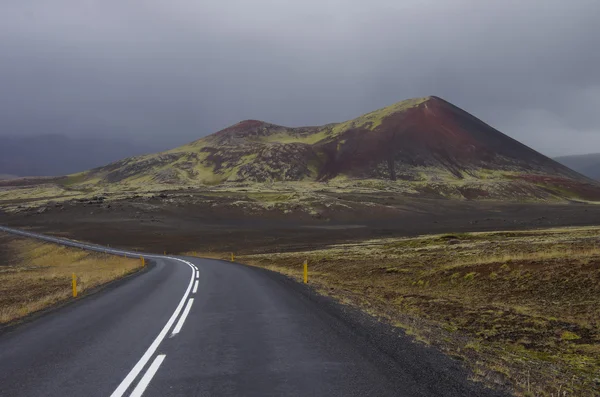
[0,134,161,177]
[554,153,600,180]
[11,96,598,202]
[79,96,584,182]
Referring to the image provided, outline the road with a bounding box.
[0,226,505,397]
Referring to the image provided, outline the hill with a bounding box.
[81,96,582,182]
[555,153,600,180]
[3,96,600,203]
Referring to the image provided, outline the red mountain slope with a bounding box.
[316,96,583,181]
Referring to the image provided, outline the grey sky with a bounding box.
[1,0,599,156]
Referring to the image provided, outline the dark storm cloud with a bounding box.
[0,0,599,155]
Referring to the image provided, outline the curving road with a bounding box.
[0,226,505,397]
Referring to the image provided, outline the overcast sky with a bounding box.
[1,0,599,156]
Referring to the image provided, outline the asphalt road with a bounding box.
[0,226,506,397]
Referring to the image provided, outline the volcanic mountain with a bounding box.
[43,96,599,201]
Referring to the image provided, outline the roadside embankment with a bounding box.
[0,232,142,325]
[190,226,600,396]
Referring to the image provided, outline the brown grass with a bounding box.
[0,232,142,324]
[194,226,600,396]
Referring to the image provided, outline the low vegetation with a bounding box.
[2,174,597,222]
[203,226,600,396]
[0,232,141,324]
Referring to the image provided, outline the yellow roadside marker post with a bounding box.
[141,256,145,267]
[72,273,77,297]
[231,253,235,262]
[303,260,308,284]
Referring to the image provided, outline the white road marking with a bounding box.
[0,226,202,397]
[171,298,194,336]
[109,258,195,397]
[129,354,166,397]
[192,280,199,294]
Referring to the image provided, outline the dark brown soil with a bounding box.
[2,191,600,255]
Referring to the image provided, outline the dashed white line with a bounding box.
[129,354,166,397]
[109,258,195,397]
[171,298,194,336]
[0,226,201,397]
[192,280,199,294]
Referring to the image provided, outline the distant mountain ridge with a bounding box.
[0,135,161,177]
[555,153,600,180]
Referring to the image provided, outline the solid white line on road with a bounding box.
[192,280,199,294]
[171,298,194,336]
[129,354,166,397]
[0,226,203,396]
[109,258,195,397]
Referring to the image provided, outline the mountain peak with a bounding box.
[214,119,276,135]
[208,96,441,143]
[424,95,445,102]
[77,95,592,198]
